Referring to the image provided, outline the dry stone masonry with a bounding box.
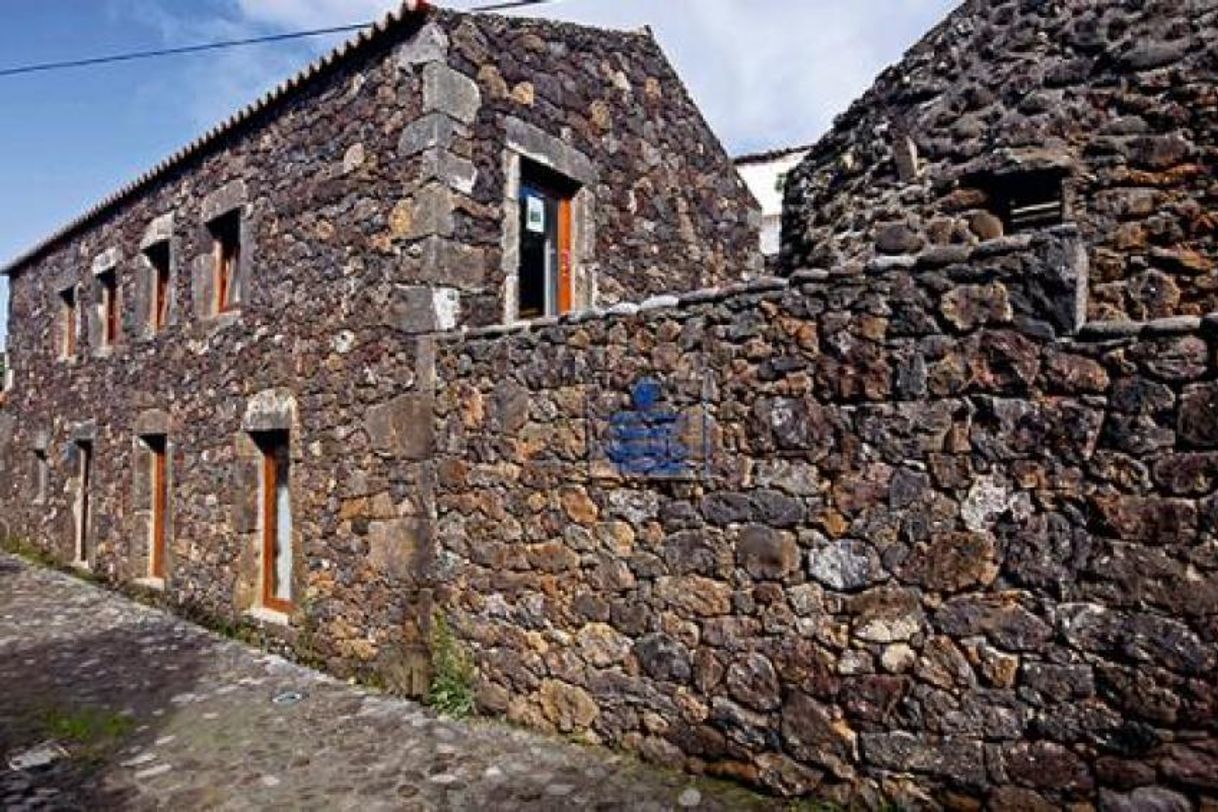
[2,0,1217,808]
[432,228,1218,806]
[0,6,757,690]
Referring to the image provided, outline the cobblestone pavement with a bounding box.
[0,555,777,811]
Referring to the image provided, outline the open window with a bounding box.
[98,269,119,348]
[989,170,1066,234]
[255,431,293,613]
[146,241,171,333]
[60,287,78,359]
[209,210,241,315]
[517,160,578,319]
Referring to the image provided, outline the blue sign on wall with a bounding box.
[604,378,692,477]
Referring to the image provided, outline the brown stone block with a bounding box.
[538,679,598,733]
[655,576,732,617]
[1180,382,1218,448]
[898,531,997,593]
[365,394,433,460]
[367,517,424,581]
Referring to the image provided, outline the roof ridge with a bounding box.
[733,143,815,165]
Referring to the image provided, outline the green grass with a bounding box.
[1,535,62,570]
[43,705,135,745]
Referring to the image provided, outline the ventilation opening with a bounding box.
[990,170,1066,234]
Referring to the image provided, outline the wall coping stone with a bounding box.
[440,232,1109,346]
[1077,314,1213,342]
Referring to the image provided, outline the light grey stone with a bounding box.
[422,63,481,125]
[398,113,469,158]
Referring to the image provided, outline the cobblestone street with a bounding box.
[0,555,775,811]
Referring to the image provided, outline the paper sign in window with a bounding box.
[526,195,546,234]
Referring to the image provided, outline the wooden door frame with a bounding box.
[75,441,92,564]
[260,441,293,614]
[557,197,573,315]
[150,439,167,580]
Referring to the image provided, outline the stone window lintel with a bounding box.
[91,248,120,277]
[201,180,248,225]
[140,213,175,252]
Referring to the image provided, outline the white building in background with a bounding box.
[735,145,811,258]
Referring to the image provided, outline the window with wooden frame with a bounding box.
[518,160,578,319]
[144,434,169,581]
[60,287,78,358]
[209,210,241,315]
[146,241,171,332]
[98,269,119,348]
[256,431,293,613]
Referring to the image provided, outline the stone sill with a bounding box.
[133,576,165,591]
[69,559,91,573]
[245,606,291,627]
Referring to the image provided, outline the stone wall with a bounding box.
[432,229,1218,806]
[782,0,1217,323]
[0,7,756,683]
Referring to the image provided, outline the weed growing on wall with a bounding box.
[426,613,476,719]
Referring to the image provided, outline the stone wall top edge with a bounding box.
[435,227,1117,347]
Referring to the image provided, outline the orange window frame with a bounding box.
[62,290,77,357]
[101,272,119,346]
[261,442,293,614]
[149,244,171,332]
[212,214,239,315]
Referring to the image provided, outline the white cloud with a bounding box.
[485,0,961,155]
[235,0,402,29]
[143,0,959,153]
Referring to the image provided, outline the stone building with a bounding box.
[782,0,1216,323]
[0,1,758,677]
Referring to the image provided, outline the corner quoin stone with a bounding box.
[365,394,433,460]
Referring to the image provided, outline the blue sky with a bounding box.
[0,0,958,346]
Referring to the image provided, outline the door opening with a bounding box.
[75,440,93,565]
[146,435,168,580]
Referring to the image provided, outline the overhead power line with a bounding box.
[0,23,374,79]
[0,0,555,79]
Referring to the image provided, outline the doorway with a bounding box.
[74,440,93,565]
